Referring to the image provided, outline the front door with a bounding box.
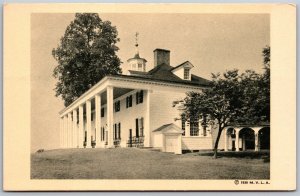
[165,135,178,153]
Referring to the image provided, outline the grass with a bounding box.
[31,148,270,179]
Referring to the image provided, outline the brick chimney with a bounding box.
[154,49,170,66]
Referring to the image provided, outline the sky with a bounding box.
[31,13,269,152]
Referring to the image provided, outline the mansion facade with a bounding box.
[59,46,270,154]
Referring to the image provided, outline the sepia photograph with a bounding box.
[3,3,296,191]
[31,12,270,180]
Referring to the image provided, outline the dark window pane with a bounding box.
[139,90,143,103]
[136,92,139,104]
[129,95,132,107]
[118,123,121,139]
[136,118,139,137]
[101,108,104,117]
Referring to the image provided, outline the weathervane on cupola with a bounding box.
[135,32,140,58]
[126,32,147,74]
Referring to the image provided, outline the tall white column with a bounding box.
[73,109,78,148]
[67,113,72,148]
[63,115,67,148]
[235,128,240,152]
[144,90,151,147]
[107,86,114,148]
[255,133,258,151]
[86,100,92,148]
[224,128,228,151]
[60,117,63,148]
[79,105,84,148]
[253,127,261,152]
[95,94,101,147]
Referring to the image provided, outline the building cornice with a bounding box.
[59,77,109,115]
[108,75,208,90]
[59,75,207,116]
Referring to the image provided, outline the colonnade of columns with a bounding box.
[59,86,114,149]
[224,127,266,152]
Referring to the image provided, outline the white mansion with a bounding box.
[59,45,270,154]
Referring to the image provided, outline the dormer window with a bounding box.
[184,68,190,80]
[171,61,193,80]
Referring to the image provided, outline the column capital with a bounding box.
[251,127,263,134]
[234,127,243,133]
[107,85,114,89]
[147,89,153,93]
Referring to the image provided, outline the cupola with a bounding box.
[126,32,147,74]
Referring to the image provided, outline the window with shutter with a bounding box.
[129,95,132,107]
[126,95,133,108]
[136,118,139,137]
[114,124,118,139]
[139,90,143,103]
[118,123,121,139]
[139,118,144,137]
[136,91,144,105]
[136,92,139,104]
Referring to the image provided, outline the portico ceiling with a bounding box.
[88,87,134,110]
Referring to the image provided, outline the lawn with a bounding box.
[31,148,270,179]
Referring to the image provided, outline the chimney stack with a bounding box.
[154,49,170,67]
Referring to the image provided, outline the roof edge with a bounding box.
[171,61,194,71]
[59,74,208,116]
[59,76,109,115]
[153,48,170,52]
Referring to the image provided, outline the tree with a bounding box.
[177,70,242,158]
[175,47,270,158]
[261,46,270,122]
[52,13,122,106]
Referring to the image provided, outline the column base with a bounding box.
[105,145,115,149]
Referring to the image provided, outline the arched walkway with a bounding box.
[259,127,270,150]
[224,125,270,152]
[239,128,255,151]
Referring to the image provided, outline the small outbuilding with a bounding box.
[152,123,183,154]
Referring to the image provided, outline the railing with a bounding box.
[127,136,144,148]
[113,139,121,147]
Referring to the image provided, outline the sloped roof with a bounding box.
[127,63,211,87]
[128,70,149,76]
[127,53,147,62]
[153,123,173,132]
[152,123,183,134]
[170,61,193,71]
[191,74,211,86]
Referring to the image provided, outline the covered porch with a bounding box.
[59,76,152,149]
[224,125,270,152]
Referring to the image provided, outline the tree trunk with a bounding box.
[213,126,223,159]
